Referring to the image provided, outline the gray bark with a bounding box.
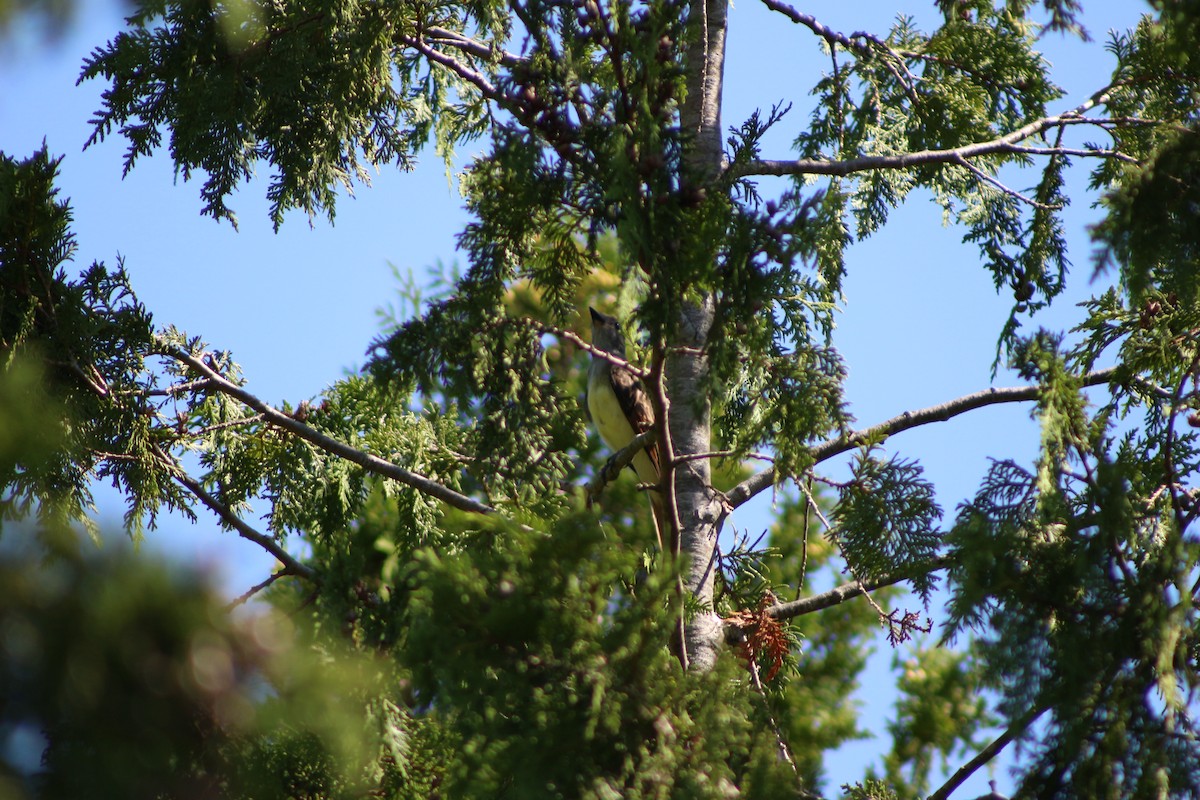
[680,0,729,176]
[666,296,725,671]
[672,0,729,670]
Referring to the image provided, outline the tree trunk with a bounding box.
[673,0,728,672]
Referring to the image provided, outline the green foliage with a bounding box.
[8,0,1200,798]
[832,449,943,602]
[0,147,180,534]
[841,777,901,800]
[1093,131,1200,306]
[0,541,404,800]
[880,646,996,797]
[945,336,1200,798]
[80,0,487,228]
[402,511,795,798]
[793,9,1069,352]
[756,493,882,790]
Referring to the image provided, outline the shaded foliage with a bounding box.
[3,0,1200,798]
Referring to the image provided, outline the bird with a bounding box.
[586,306,666,550]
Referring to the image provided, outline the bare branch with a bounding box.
[725,89,1125,181]
[760,0,1032,97]
[423,26,523,68]
[171,468,317,582]
[726,367,1119,510]
[397,33,502,98]
[158,343,499,517]
[585,428,658,504]
[1004,144,1138,163]
[509,316,654,379]
[954,155,1059,210]
[765,557,949,622]
[550,326,652,379]
[227,569,292,610]
[745,654,800,779]
[114,377,214,397]
[792,477,922,639]
[760,0,867,56]
[927,706,1048,800]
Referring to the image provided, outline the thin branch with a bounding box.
[794,478,921,636]
[192,414,265,436]
[172,469,317,582]
[1164,349,1200,536]
[746,654,800,778]
[522,316,652,379]
[585,428,658,503]
[954,154,1059,210]
[64,358,110,398]
[927,706,1048,800]
[1003,144,1138,163]
[649,330,689,671]
[796,473,812,600]
[760,0,868,56]
[726,88,1123,181]
[726,367,1119,510]
[423,26,524,68]
[227,569,291,610]
[671,449,776,464]
[159,344,499,517]
[766,557,950,621]
[114,377,214,397]
[761,1,920,105]
[397,33,502,98]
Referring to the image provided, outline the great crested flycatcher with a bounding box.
[587,306,666,549]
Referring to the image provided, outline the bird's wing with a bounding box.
[609,364,660,476]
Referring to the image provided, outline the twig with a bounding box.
[1003,144,1138,163]
[649,332,689,671]
[671,449,776,464]
[795,478,895,627]
[585,428,658,503]
[519,316,652,379]
[113,377,214,397]
[423,26,524,68]
[193,414,265,435]
[1165,350,1200,537]
[760,0,868,56]
[796,473,812,600]
[747,654,800,777]
[64,358,110,398]
[158,342,499,517]
[227,569,291,610]
[725,367,1119,510]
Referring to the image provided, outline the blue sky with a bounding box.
[1,1,1148,795]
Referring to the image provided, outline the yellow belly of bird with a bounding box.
[588,383,658,485]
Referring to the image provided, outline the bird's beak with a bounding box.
[589,306,603,323]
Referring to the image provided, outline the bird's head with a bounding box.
[588,307,627,357]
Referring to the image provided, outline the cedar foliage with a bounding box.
[3,1,1200,798]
